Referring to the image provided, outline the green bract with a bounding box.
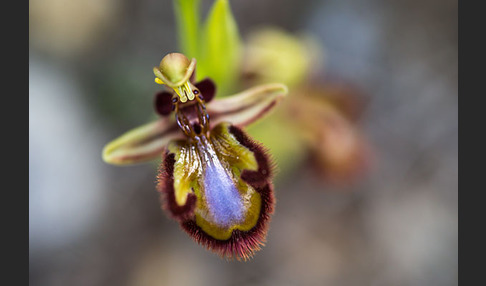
[174,0,200,59]
[174,0,241,95]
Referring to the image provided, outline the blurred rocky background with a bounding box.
[29,0,457,285]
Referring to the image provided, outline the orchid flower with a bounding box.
[241,28,372,184]
[103,53,287,260]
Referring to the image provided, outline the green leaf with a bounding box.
[173,0,201,59]
[198,0,242,95]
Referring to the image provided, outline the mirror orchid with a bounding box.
[103,53,287,260]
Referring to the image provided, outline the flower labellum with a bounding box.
[103,53,287,260]
[159,122,275,260]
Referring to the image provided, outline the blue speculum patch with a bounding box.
[199,138,245,227]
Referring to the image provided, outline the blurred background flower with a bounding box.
[29,0,457,285]
[29,0,120,59]
[240,27,372,184]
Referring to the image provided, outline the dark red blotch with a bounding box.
[154,91,174,116]
[194,78,216,103]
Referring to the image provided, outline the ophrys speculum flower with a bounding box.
[103,53,287,260]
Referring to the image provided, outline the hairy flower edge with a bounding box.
[157,123,275,261]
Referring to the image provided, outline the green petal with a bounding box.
[102,119,182,165]
[208,83,288,127]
